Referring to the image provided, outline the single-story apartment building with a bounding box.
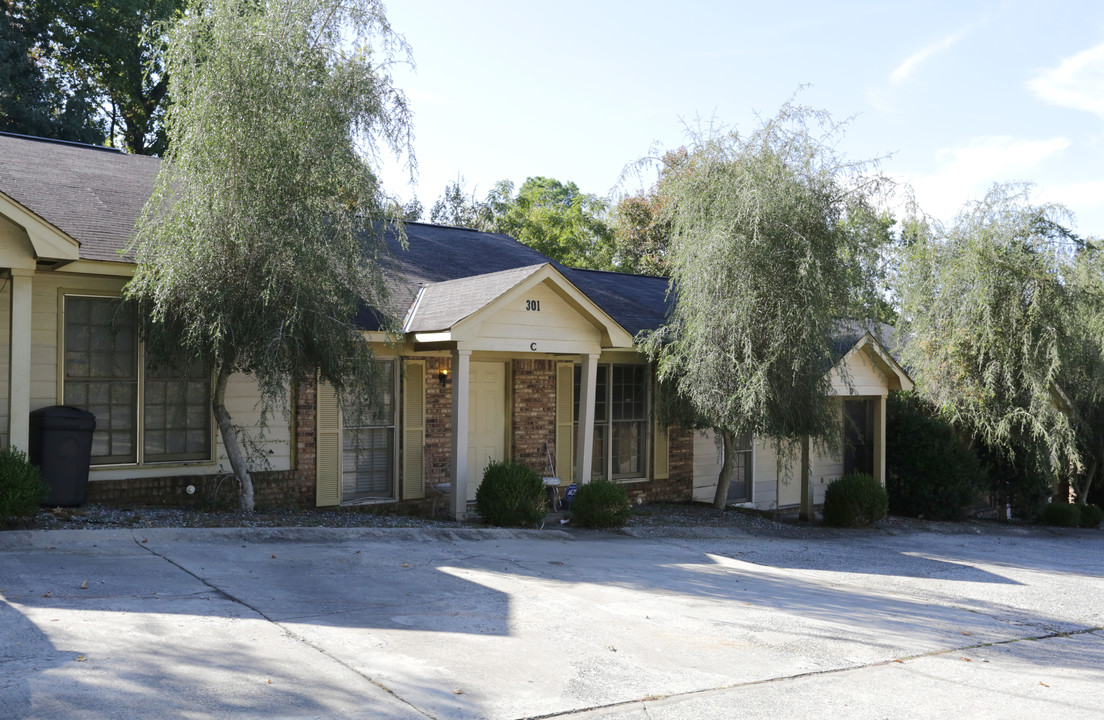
[0,132,912,519]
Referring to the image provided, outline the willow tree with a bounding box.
[125,0,413,510]
[640,103,891,513]
[899,184,1103,507]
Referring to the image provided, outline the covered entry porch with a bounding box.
[405,264,635,520]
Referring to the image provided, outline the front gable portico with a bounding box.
[399,263,634,518]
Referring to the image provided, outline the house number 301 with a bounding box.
[525,299,541,311]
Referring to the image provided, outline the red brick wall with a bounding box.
[422,356,453,485]
[511,359,557,476]
[619,425,694,505]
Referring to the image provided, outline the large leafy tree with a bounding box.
[126,0,413,510]
[899,183,1104,505]
[486,177,616,269]
[429,176,618,270]
[0,0,104,142]
[611,148,688,277]
[640,103,891,512]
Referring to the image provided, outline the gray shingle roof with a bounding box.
[404,264,546,332]
[0,133,160,262]
[0,132,677,339]
[560,268,672,338]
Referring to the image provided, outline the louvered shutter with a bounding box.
[315,380,342,507]
[555,362,574,484]
[653,418,670,480]
[402,361,426,500]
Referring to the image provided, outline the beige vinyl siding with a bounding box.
[220,374,292,471]
[830,346,892,397]
[0,279,8,447]
[754,406,844,509]
[692,430,724,503]
[476,283,602,350]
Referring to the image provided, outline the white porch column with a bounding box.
[875,394,887,486]
[575,353,599,485]
[8,269,33,452]
[450,349,472,520]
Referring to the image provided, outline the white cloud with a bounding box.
[890,30,966,86]
[1028,43,1104,117]
[902,136,1071,221]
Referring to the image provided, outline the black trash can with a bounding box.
[29,406,97,507]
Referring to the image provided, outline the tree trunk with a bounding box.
[213,362,255,511]
[799,435,813,521]
[1074,455,1097,505]
[712,429,738,510]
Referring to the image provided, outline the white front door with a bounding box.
[467,361,506,500]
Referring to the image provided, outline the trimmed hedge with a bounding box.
[885,393,985,520]
[822,472,888,528]
[1079,503,1104,529]
[0,447,48,521]
[570,479,631,528]
[475,461,546,527]
[1042,502,1083,528]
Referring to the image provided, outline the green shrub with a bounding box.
[1041,502,1082,528]
[885,393,986,520]
[1078,503,1103,529]
[570,479,631,528]
[977,442,1052,522]
[475,461,546,527]
[822,473,888,528]
[0,447,48,520]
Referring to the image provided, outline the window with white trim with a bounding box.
[340,360,397,501]
[63,295,211,465]
[573,363,649,480]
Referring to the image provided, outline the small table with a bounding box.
[542,477,561,511]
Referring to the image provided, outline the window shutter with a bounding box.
[315,380,341,507]
[402,361,426,500]
[555,362,574,484]
[653,386,669,479]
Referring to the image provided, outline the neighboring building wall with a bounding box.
[511,359,557,476]
[692,430,724,503]
[752,426,842,510]
[0,278,8,448]
[422,355,452,486]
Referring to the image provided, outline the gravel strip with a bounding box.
[2,501,1074,539]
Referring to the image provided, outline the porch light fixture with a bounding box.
[438,368,449,386]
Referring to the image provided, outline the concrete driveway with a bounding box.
[1,524,1101,719]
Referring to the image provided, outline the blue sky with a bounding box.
[377,1,1104,237]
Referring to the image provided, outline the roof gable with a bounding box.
[405,263,634,350]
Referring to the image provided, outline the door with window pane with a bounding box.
[341,361,396,501]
